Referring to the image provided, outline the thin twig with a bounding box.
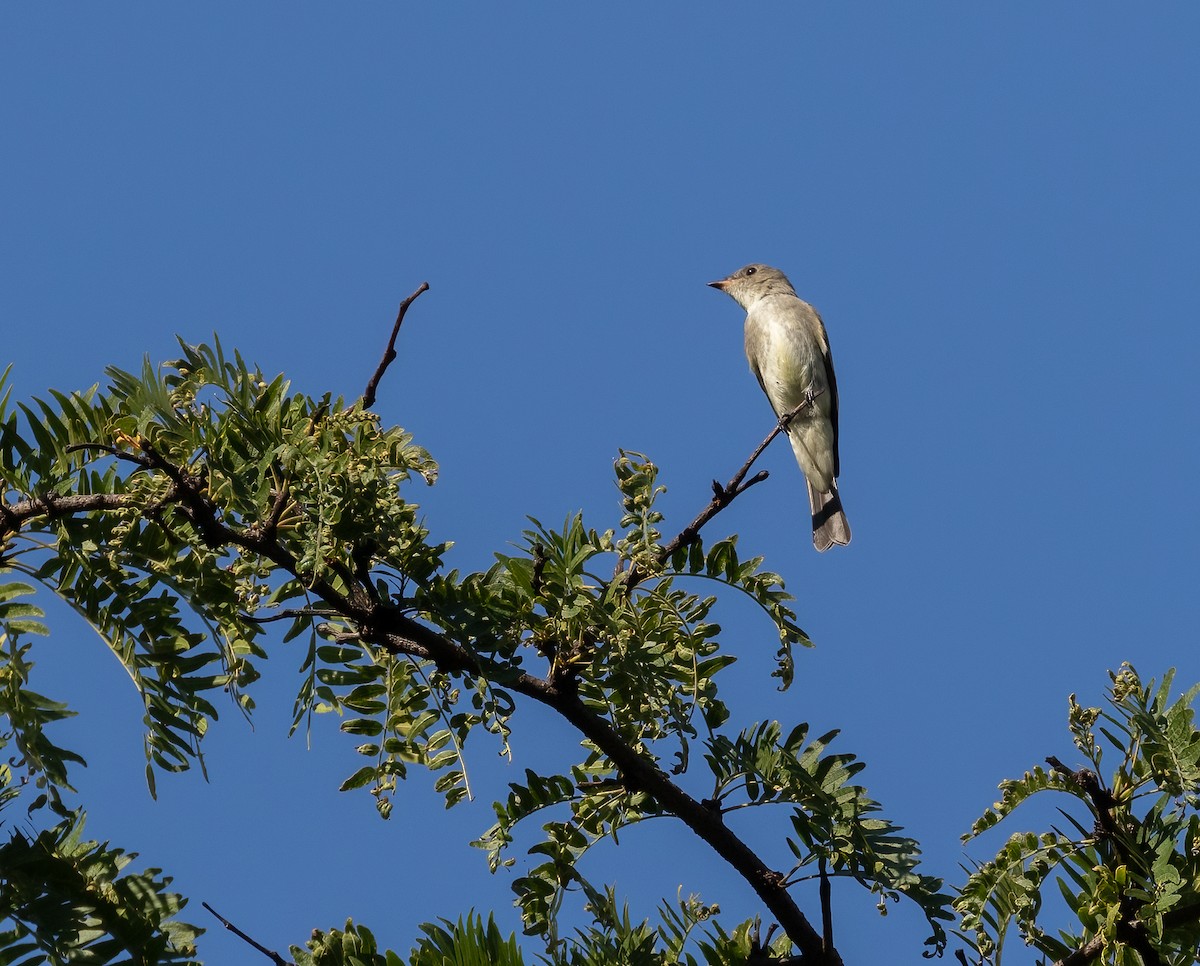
[65,441,153,465]
[622,390,825,590]
[242,607,340,623]
[361,282,430,407]
[202,902,293,966]
[661,391,824,562]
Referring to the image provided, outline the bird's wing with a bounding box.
[813,309,841,479]
[744,323,779,417]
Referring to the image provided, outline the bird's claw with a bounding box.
[779,388,820,430]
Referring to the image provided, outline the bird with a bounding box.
[708,263,851,551]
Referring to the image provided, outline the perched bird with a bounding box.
[709,264,851,551]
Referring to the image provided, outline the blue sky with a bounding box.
[3,5,1198,963]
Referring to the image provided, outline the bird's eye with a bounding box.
[745,267,756,276]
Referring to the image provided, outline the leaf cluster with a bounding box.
[0,809,200,965]
[957,664,1200,965]
[706,721,951,952]
[289,894,783,966]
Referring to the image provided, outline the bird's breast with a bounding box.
[744,302,828,417]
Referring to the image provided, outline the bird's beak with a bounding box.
[707,278,729,291]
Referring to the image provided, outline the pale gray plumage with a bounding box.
[708,264,851,551]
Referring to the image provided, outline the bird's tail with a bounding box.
[807,481,851,552]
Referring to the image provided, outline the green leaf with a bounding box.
[339,766,376,792]
[0,810,201,964]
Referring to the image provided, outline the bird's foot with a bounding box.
[779,388,823,430]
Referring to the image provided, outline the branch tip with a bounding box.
[361,281,431,408]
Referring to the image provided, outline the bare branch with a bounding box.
[622,391,825,590]
[361,282,430,408]
[202,902,294,966]
[250,473,293,544]
[662,392,823,561]
[1054,935,1106,966]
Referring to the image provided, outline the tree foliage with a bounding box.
[957,665,1200,965]
[0,308,1196,964]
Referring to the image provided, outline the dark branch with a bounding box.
[819,855,834,954]
[202,902,293,966]
[250,471,293,544]
[361,282,430,408]
[660,392,823,563]
[65,441,155,466]
[622,391,824,590]
[243,607,341,624]
[748,922,805,965]
[500,671,836,963]
[1045,757,1125,853]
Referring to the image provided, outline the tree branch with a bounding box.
[819,855,834,954]
[1,491,139,537]
[202,902,294,966]
[361,282,430,408]
[623,391,824,590]
[1045,757,1131,863]
[525,681,837,964]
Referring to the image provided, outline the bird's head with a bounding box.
[707,264,797,309]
